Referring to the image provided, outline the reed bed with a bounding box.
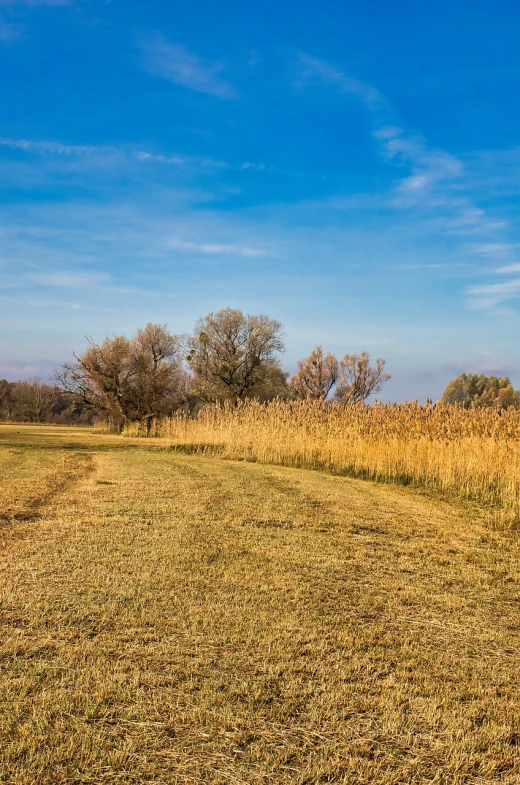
[139,400,520,526]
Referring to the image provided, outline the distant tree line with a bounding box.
[54,308,392,431]
[441,373,520,409]
[0,378,95,424]
[3,308,519,428]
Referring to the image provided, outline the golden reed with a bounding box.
[136,400,520,527]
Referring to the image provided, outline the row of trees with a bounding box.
[4,308,518,429]
[56,308,391,430]
[290,346,390,403]
[0,379,95,424]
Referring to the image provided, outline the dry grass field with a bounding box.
[152,400,520,527]
[1,423,520,784]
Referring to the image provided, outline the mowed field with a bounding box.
[1,425,520,784]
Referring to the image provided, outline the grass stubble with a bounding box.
[0,424,519,783]
[151,400,520,528]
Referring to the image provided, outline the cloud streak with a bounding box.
[296,53,517,311]
[168,238,265,258]
[0,136,229,171]
[31,270,111,288]
[296,53,384,111]
[467,278,520,310]
[297,55,464,204]
[496,263,520,274]
[141,36,236,99]
[444,361,511,375]
[0,137,106,156]
[374,126,463,201]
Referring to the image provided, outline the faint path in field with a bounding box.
[0,453,95,535]
[1,432,520,783]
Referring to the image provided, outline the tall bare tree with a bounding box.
[13,378,57,422]
[57,334,132,429]
[186,307,285,402]
[290,346,338,400]
[57,324,185,430]
[128,324,186,429]
[335,352,390,403]
[0,379,17,420]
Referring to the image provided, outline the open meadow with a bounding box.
[150,400,520,529]
[1,423,520,784]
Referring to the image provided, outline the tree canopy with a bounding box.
[23,308,394,428]
[290,346,338,400]
[57,324,187,430]
[335,353,391,404]
[441,373,520,409]
[186,307,285,403]
[290,347,390,403]
[0,378,93,424]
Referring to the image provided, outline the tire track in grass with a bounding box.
[0,452,95,537]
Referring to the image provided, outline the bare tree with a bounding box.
[0,379,95,424]
[186,307,285,402]
[0,379,17,420]
[335,352,390,403]
[128,324,186,431]
[57,335,133,429]
[14,378,57,422]
[290,346,338,400]
[57,324,185,430]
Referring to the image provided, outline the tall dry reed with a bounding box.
[138,400,520,526]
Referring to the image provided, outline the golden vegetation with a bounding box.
[148,399,520,526]
[1,424,520,783]
[0,426,91,528]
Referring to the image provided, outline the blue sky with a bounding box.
[1,0,520,400]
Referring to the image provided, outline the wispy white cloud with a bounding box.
[297,56,464,204]
[464,245,520,308]
[296,53,384,111]
[0,266,112,290]
[296,52,519,311]
[0,136,228,170]
[469,242,517,257]
[449,208,485,227]
[0,137,104,156]
[375,127,464,206]
[466,278,520,309]
[141,36,236,99]
[31,270,111,288]
[134,149,186,166]
[168,238,265,258]
[496,263,520,274]
[446,208,507,235]
[444,361,511,375]
[134,149,227,169]
[0,1,70,48]
[0,138,295,183]
[239,161,267,172]
[399,262,454,271]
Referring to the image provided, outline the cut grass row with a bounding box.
[1,424,520,783]
[144,400,520,527]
